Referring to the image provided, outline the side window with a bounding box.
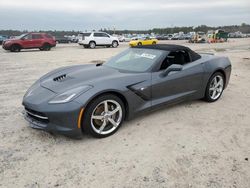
[102,33,110,38]
[94,33,109,37]
[23,34,32,40]
[32,34,43,39]
[160,51,191,70]
[94,33,102,37]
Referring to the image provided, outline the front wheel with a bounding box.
[204,72,225,102]
[112,41,118,48]
[82,94,125,138]
[152,41,156,45]
[89,41,96,49]
[10,44,21,52]
[137,42,142,46]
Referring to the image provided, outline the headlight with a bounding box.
[3,40,10,44]
[48,85,92,104]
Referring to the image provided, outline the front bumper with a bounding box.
[22,86,84,138]
[129,43,137,47]
[23,108,83,138]
[2,43,11,50]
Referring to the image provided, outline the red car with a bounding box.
[2,33,56,52]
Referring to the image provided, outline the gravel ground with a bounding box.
[0,39,250,188]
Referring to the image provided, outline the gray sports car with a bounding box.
[22,44,231,138]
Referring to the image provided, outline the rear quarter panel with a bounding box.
[202,54,232,90]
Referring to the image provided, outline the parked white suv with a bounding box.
[78,32,119,48]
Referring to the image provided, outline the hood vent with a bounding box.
[53,74,67,82]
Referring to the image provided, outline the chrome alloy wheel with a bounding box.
[112,41,118,48]
[89,42,96,48]
[209,75,224,100]
[91,100,123,135]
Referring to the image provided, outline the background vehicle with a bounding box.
[189,32,207,43]
[208,30,228,43]
[66,35,79,43]
[22,44,231,138]
[55,36,71,43]
[118,35,131,42]
[0,35,9,45]
[167,34,173,40]
[78,32,119,48]
[2,33,56,52]
[156,35,169,40]
[129,37,158,46]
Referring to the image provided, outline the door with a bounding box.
[142,37,151,45]
[101,33,112,44]
[32,34,43,47]
[151,52,205,107]
[21,34,34,48]
[94,33,111,45]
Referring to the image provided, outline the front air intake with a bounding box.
[53,74,67,82]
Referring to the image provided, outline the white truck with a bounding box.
[78,32,119,48]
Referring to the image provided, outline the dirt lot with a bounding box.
[0,39,250,188]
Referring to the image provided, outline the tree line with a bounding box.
[1,23,249,37]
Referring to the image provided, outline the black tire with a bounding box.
[112,41,118,48]
[89,41,96,49]
[82,94,125,138]
[10,44,21,52]
[204,72,225,102]
[42,43,51,51]
[152,41,156,45]
[137,42,142,46]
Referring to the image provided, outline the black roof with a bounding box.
[133,44,189,51]
[133,44,201,61]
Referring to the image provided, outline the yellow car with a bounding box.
[129,37,158,47]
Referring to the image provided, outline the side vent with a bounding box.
[53,74,67,82]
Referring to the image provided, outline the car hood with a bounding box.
[39,64,148,93]
[4,38,19,42]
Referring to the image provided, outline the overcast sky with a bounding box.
[0,0,249,30]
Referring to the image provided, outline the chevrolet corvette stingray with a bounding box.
[129,37,158,47]
[22,44,231,138]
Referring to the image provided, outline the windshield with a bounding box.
[16,33,27,39]
[104,48,164,72]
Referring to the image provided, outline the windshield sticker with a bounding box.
[141,53,156,59]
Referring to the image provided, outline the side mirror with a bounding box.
[161,64,183,77]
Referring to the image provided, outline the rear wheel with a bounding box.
[10,44,21,52]
[41,43,51,51]
[204,72,225,102]
[137,42,142,46]
[82,94,125,138]
[152,41,156,45]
